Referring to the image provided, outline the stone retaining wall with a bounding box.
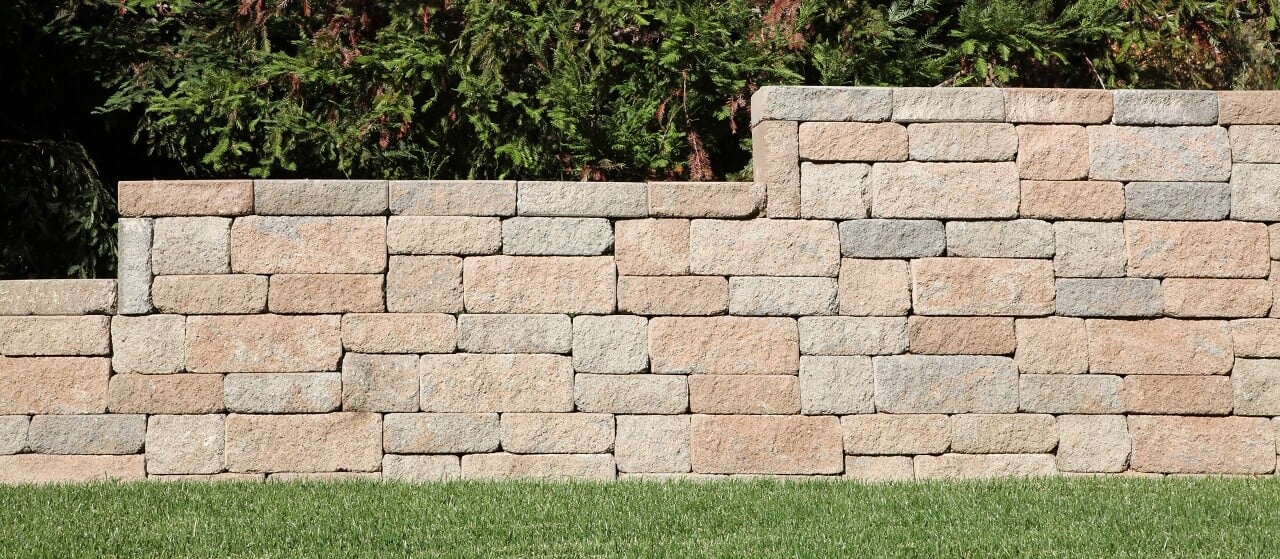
[5,86,1280,482]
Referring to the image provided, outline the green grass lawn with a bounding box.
[0,477,1276,558]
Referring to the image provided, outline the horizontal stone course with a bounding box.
[0,280,116,316]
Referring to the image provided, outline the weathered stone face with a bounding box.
[253,179,387,215]
[502,217,613,256]
[386,256,463,313]
[0,357,109,414]
[0,316,110,356]
[1019,181,1124,220]
[691,415,842,475]
[1016,125,1088,180]
[1229,126,1280,162]
[945,220,1053,259]
[1218,91,1280,124]
[1055,415,1130,473]
[689,220,840,277]
[1123,375,1233,415]
[463,256,615,314]
[618,276,728,316]
[799,122,907,162]
[230,216,386,274]
[420,353,573,412]
[572,315,648,374]
[1019,375,1123,414]
[108,374,223,414]
[225,413,382,473]
[1003,88,1112,123]
[892,87,1004,122]
[751,86,892,124]
[186,314,341,373]
[119,180,253,217]
[516,181,647,217]
[950,414,1057,454]
[1162,279,1272,317]
[223,373,341,414]
[340,313,456,354]
[689,375,800,415]
[914,454,1058,480]
[457,314,571,354]
[911,258,1055,316]
[649,317,799,375]
[1129,416,1274,474]
[1088,126,1230,181]
[146,415,224,475]
[461,453,616,481]
[614,415,691,474]
[870,162,1019,219]
[1125,182,1231,221]
[838,259,911,316]
[383,455,460,482]
[729,277,837,317]
[341,353,419,412]
[799,163,868,219]
[499,413,614,454]
[152,275,267,315]
[27,414,145,455]
[647,182,763,218]
[1124,220,1269,278]
[909,123,1016,162]
[753,120,800,218]
[574,374,688,414]
[798,317,907,356]
[152,217,232,275]
[111,315,185,374]
[387,216,501,255]
[798,356,874,415]
[1014,317,1088,374]
[873,355,1018,413]
[383,413,499,454]
[389,180,516,216]
[907,316,1015,355]
[614,219,689,276]
[842,414,950,455]
[1087,319,1232,375]
[1112,90,1217,125]
[268,274,384,314]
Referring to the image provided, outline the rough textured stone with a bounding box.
[225,413,382,473]
[839,219,944,258]
[945,220,1053,258]
[421,353,573,412]
[1020,375,1123,414]
[268,472,380,481]
[907,316,1015,355]
[151,217,231,275]
[615,415,691,473]
[108,374,223,414]
[111,314,184,374]
[152,274,267,314]
[1016,125,1089,180]
[795,316,906,356]
[729,277,837,316]
[845,456,914,482]
[1125,220,1268,278]
[870,162,1019,218]
[650,317,798,375]
[1129,415,1274,474]
[500,413,614,454]
[268,274,383,314]
[1055,278,1162,317]
[572,315,648,374]
[0,280,115,316]
[463,256,614,314]
[384,413,499,454]
[689,375,800,414]
[386,216,501,255]
[950,414,1056,454]
[517,181,646,217]
[754,120,801,218]
[614,219,688,276]
[1232,319,1280,357]
[892,87,1004,122]
[117,218,153,315]
[146,415,224,475]
[911,258,1055,316]
[1124,375,1233,415]
[187,314,340,373]
[224,373,341,413]
[1054,221,1125,278]
[798,122,908,161]
[457,314,570,354]
[0,455,145,484]
[575,374,688,414]
[389,180,515,216]
[0,357,109,414]
[908,123,1016,162]
[1229,125,1280,162]
[617,276,728,316]
[1089,319,1232,375]
[691,415,842,475]
[1124,182,1230,220]
[1014,317,1088,374]
[0,416,28,455]
[230,216,385,274]
[1088,126,1230,181]
[648,182,763,218]
[253,179,386,215]
[690,219,839,277]
[342,353,419,412]
[1163,279,1271,317]
[502,217,613,256]
[0,316,110,356]
[461,453,616,480]
[1019,181,1125,220]
[1231,163,1280,221]
[751,86,892,124]
[1218,91,1280,124]
[915,454,1058,480]
[798,356,873,415]
[841,414,949,455]
[150,473,264,482]
[119,179,254,217]
[837,259,911,316]
[799,163,869,219]
[341,313,455,354]
[386,256,463,313]
[1112,90,1217,124]
[383,455,461,482]
[874,355,1018,413]
[27,414,145,454]
[1233,359,1280,415]
[1003,88,1112,123]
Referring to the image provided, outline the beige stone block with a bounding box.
[152,217,231,275]
[500,413,614,454]
[457,314,571,354]
[841,414,949,455]
[341,353,418,412]
[502,217,613,256]
[383,413,499,454]
[892,87,1004,122]
[421,353,572,412]
[1113,90,1217,125]
[1129,415,1273,474]
[385,256,462,313]
[253,179,386,215]
[1087,319,1232,375]
[383,455,461,482]
[387,216,501,255]
[799,163,869,219]
[119,179,253,217]
[186,314,341,373]
[615,415,690,473]
[0,357,108,414]
[1004,88,1112,123]
[0,454,145,484]
[152,274,267,314]
[844,456,914,482]
[268,274,383,314]
[798,356,874,415]
[874,355,1018,413]
[111,314,184,374]
[1233,359,1280,415]
[146,415,224,475]
[837,259,910,316]
[463,256,614,314]
[1020,374,1123,414]
[950,414,1056,454]
[0,279,115,316]
[572,315,648,374]
[691,415,841,475]
[389,180,516,216]
[690,219,839,277]
[0,316,109,356]
[909,123,1016,162]
[753,120,800,218]
[0,416,28,455]
[225,412,381,473]
[1014,317,1088,374]
[1054,221,1126,278]
[915,454,1058,480]
[617,276,728,316]
[1232,163,1280,221]
[911,258,1055,316]
[341,313,455,354]
[575,374,688,414]
[649,317,798,375]
[1088,126,1231,181]
[150,473,264,482]
[751,86,892,124]
[870,162,1019,218]
[944,220,1054,259]
[798,316,907,356]
[267,472,381,481]
[27,414,145,454]
[517,181,646,217]
[613,219,688,276]
[1056,415,1130,473]
[1125,220,1268,278]
[230,216,385,274]
[647,182,763,218]
[798,122,907,161]
[224,373,340,413]
[461,453,616,480]
[1218,91,1280,124]
[108,374,223,414]
[117,217,152,315]
[908,316,1014,355]
[1019,180,1125,220]
[1123,375,1233,415]
[1163,278,1271,317]
[1016,124,1088,180]
[1232,319,1280,357]
[689,375,799,414]
[1229,125,1280,162]
[729,277,836,316]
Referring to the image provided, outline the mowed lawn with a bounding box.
[0,477,1277,558]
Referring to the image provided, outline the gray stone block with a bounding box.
[946,220,1053,258]
[839,219,944,258]
[1055,278,1162,317]
[27,414,146,455]
[751,86,892,125]
[1054,221,1125,278]
[1231,163,1280,221]
[117,218,153,315]
[1125,182,1230,220]
[254,179,388,215]
[502,217,613,255]
[1112,90,1218,125]
[872,355,1018,414]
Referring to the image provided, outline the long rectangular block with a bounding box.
[516,181,647,217]
[389,180,516,216]
[0,454,145,484]
[911,258,1055,316]
[420,354,573,412]
[1124,221,1269,278]
[1129,416,1273,474]
[649,317,799,375]
[691,415,842,475]
[873,355,1018,413]
[1088,319,1232,375]
[870,162,1019,218]
[230,216,386,274]
[0,280,115,316]
[253,179,386,215]
[186,314,341,373]
[689,219,839,277]
[225,413,382,473]
[151,274,267,315]
[1088,126,1230,181]
[387,216,501,255]
[119,180,253,217]
[463,256,615,314]
[574,374,688,414]
[648,182,763,218]
[0,357,109,414]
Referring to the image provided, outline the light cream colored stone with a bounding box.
[1218,91,1280,124]
[230,216,386,274]
[844,456,914,482]
[342,353,419,412]
[146,415,224,475]
[111,314,184,374]
[800,163,869,219]
[1019,180,1124,220]
[1054,221,1126,278]
[1129,415,1274,474]
[383,413,499,454]
[870,162,1019,218]
[907,316,1014,355]
[152,274,266,314]
[798,356,874,415]
[457,314,570,354]
[1125,220,1268,278]
[649,317,798,375]
[874,355,1018,413]
[689,375,799,414]
[944,220,1054,258]
[841,414,949,455]
[383,455,461,482]
[572,315,648,374]
[152,217,231,275]
[500,413,614,454]
[340,313,455,354]
[108,374,223,414]
[1231,163,1280,221]
[729,277,836,316]
[0,279,115,316]
[463,256,614,314]
[119,179,253,217]
[253,179,386,215]
[225,412,382,473]
[517,181,646,217]
[186,314,340,373]
[150,473,264,482]
[1232,319,1280,357]
[224,373,340,413]
[1087,319,1232,375]
[798,317,907,356]
[386,216,501,255]
[1003,88,1112,123]
[461,453,615,480]
[648,182,763,218]
[502,217,613,256]
[1112,90,1217,125]
[1088,126,1231,181]
[1163,279,1271,317]
[421,353,572,412]
[1123,375,1233,415]
[267,472,381,481]
[798,122,907,161]
[909,123,1016,162]
[0,357,108,414]
[1229,125,1280,162]
[267,274,383,314]
[27,414,145,454]
[950,414,1056,454]
[754,120,800,218]
[1016,125,1088,179]
[1019,374,1123,414]
[837,259,910,316]
[0,316,109,356]
[389,180,516,216]
[892,87,1004,122]
[117,217,152,315]
[911,258,1055,316]
[614,415,690,473]
[614,219,688,276]
[0,454,145,484]
[1056,415,1130,473]
[1014,317,1088,374]
[617,276,728,316]
[575,374,688,414]
[0,416,28,455]
[691,415,842,475]
[690,219,839,277]
[751,86,892,124]
[915,454,1058,479]
[386,256,463,313]
[1233,359,1280,416]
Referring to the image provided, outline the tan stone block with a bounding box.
[341,313,455,354]
[463,256,614,314]
[389,180,516,216]
[457,314,570,354]
[870,162,1019,219]
[574,374,688,414]
[1020,374,1122,414]
[649,317,798,375]
[1232,319,1280,357]
[1113,90,1217,125]
[950,414,1056,454]
[1016,124,1088,180]
[387,216,501,255]
[892,87,1004,122]
[461,453,616,480]
[874,355,1018,413]
[146,415,224,475]
[647,182,763,218]
[111,314,184,374]
[798,122,908,161]
[617,276,728,316]
[800,163,869,220]
[1125,221,1268,278]
[691,415,841,475]
[500,413,614,454]
[0,454,145,484]
[844,456,914,482]
[225,412,382,473]
[908,316,1014,355]
[223,373,340,413]
[108,374,223,414]
[751,86,892,124]
[230,216,386,274]
[268,472,381,481]
[150,473,264,482]
[1129,415,1273,474]
[117,217,152,315]
[837,259,910,316]
[342,353,419,412]
[152,274,267,314]
[944,220,1054,259]
[1232,163,1280,221]
[753,120,800,218]
[0,279,115,316]
[798,317,907,356]
[615,415,690,473]
[27,414,145,454]
[1163,279,1272,317]
[1233,359,1280,415]
[689,219,839,277]
[1056,415,1130,473]
[729,277,837,316]
[799,356,874,415]
[152,217,231,275]
[253,179,386,215]
[0,357,108,414]
[383,455,460,482]
[1014,317,1088,374]
[1088,126,1230,181]
[386,256,463,313]
[911,258,1055,316]
[516,181,646,217]
[915,454,1058,479]
[909,123,1016,162]
[1019,180,1125,220]
[421,353,572,412]
[0,316,109,356]
[502,217,613,256]
[689,375,799,414]
[841,414,949,455]
[1218,91,1280,124]
[572,315,648,374]
[1003,88,1112,123]
[119,179,253,217]
[187,314,340,373]
[1087,319,1232,375]
[383,413,499,454]
[1229,125,1280,162]
[1054,221,1126,278]
[1123,375,1233,415]
[0,416,28,455]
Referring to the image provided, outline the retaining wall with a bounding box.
[4,87,1280,482]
